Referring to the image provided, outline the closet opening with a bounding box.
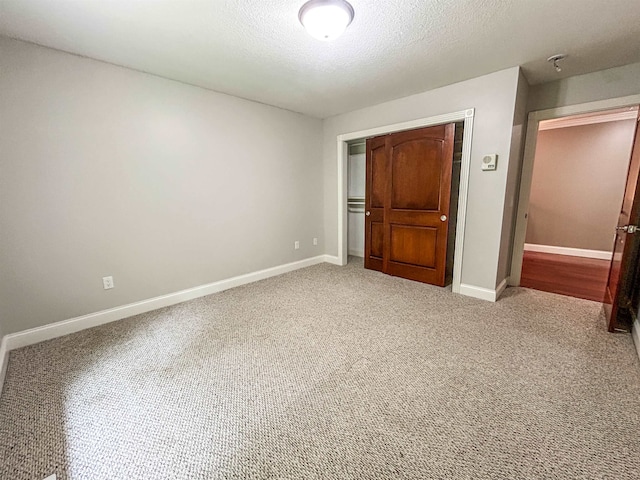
[345,120,465,288]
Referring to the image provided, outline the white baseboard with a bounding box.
[496,277,509,301]
[0,336,8,396]
[2,255,329,355]
[632,318,640,364]
[323,254,343,266]
[0,255,506,395]
[524,243,612,260]
[459,283,501,302]
[348,249,364,258]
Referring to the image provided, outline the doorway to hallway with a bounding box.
[519,107,639,302]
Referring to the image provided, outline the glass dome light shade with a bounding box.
[299,0,355,41]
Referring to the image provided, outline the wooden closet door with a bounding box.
[364,124,455,286]
[364,135,386,272]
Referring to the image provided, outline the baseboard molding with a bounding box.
[496,277,509,301]
[348,249,364,258]
[459,283,501,302]
[0,255,507,395]
[632,318,640,364]
[323,254,343,266]
[2,255,329,355]
[524,243,612,260]
[0,336,8,396]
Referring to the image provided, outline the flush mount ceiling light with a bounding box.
[299,0,355,41]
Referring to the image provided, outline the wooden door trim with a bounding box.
[509,94,640,286]
[337,109,475,295]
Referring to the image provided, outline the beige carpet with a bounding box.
[1,258,640,479]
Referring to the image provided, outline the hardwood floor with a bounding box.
[520,251,611,302]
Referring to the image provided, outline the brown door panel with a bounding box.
[364,135,387,271]
[365,217,384,272]
[369,222,384,258]
[390,140,446,211]
[605,112,640,331]
[364,123,455,287]
[387,211,444,225]
[369,138,387,209]
[367,208,384,222]
[390,124,448,141]
[386,262,441,284]
[389,225,439,268]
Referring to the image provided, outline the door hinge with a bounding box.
[616,225,638,234]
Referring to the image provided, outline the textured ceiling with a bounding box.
[1,0,639,118]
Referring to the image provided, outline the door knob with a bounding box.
[365,211,371,216]
[440,215,447,222]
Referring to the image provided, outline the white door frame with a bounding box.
[509,94,640,285]
[336,108,475,294]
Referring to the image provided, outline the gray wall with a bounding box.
[497,70,530,285]
[322,67,523,291]
[528,62,640,112]
[526,120,637,251]
[0,38,324,335]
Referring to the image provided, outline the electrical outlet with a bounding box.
[313,237,318,246]
[294,241,300,250]
[102,276,114,290]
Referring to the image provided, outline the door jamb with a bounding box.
[337,109,475,294]
[509,94,640,286]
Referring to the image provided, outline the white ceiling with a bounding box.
[1,0,639,118]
